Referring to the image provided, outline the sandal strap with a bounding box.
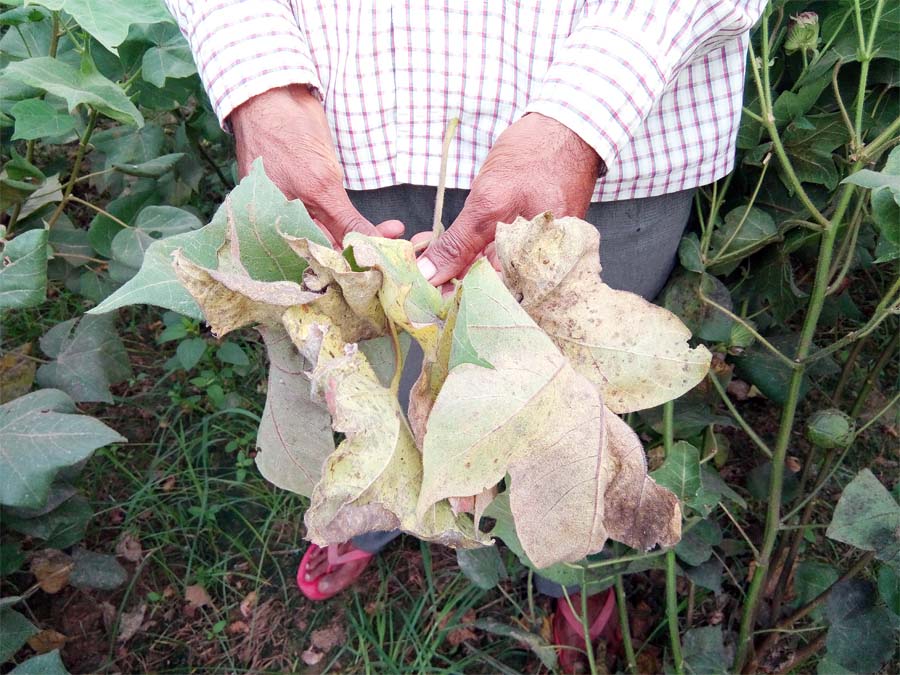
[559,589,616,641]
[327,542,374,567]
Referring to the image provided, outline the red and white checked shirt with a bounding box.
[167,1,765,202]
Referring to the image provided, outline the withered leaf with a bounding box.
[496,213,711,413]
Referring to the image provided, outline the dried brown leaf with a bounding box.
[117,603,146,643]
[30,549,73,593]
[27,629,67,654]
[115,532,142,562]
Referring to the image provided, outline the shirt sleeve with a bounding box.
[164,0,322,126]
[525,0,767,165]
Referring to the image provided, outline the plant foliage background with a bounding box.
[0,0,897,673]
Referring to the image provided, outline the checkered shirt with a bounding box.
[166,1,765,202]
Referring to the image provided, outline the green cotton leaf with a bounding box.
[674,519,722,567]
[141,32,196,87]
[48,216,92,268]
[345,234,445,357]
[708,205,778,267]
[826,469,900,568]
[419,260,680,568]
[842,169,900,192]
[10,98,75,140]
[794,561,839,622]
[0,389,125,508]
[472,619,558,671]
[772,77,829,128]
[878,565,900,616]
[90,124,165,193]
[10,649,69,675]
[872,188,900,263]
[825,580,896,673]
[735,249,806,324]
[0,229,48,310]
[684,558,723,595]
[4,57,143,127]
[175,337,206,370]
[29,0,173,53]
[2,494,92,549]
[456,547,507,590]
[215,341,248,367]
[651,441,702,503]
[0,6,49,26]
[496,213,710,414]
[89,158,330,317]
[678,232,704,272]
[254,326,334,499]
[0,608,38,663]
[662,271,734,343]
[110,205,201,270]
[681,625,730,675]
[113,152,185,178]
[88,188,161,258]
[36,314,132,403]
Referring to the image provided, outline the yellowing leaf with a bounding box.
[282,234,385,333]
[282,305,483,548]
[345,234,445,357]
[495,213,711,413]
[419,261,680,567]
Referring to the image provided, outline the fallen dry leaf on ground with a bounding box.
[117,603,146,643]
[30,549,73,593]
[27,629,67,654]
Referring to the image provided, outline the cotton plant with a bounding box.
[93,160,711,569]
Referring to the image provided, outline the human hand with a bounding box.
[417,113,602,285]
[230,85,403,246]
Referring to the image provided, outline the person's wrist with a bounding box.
[523,112,605,178]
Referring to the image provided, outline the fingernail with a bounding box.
[305,573,312,581]
[417,257,437,281]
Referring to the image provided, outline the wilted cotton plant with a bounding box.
[92,160,711,569]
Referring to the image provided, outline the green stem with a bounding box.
[665,550,684,675]
[708,373,773,458]
[803,275,900,364]
[615,576,638,674]
[663,400,674,453]
[706,158,770,266]
[849,331,898,418]
[734,150,857,674]
[432,117,459,239]
[853,0,885,143]
[46,107,100,228]
[861,115,900,161]
[832,336,869,404]
[66,195,131,229]
[6,12,62,236]
[748,37,829,229]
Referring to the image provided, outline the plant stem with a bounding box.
[699,287,796,370]
[46,107,100,228]
[66,195,131,229]
[388,319,404,395]
[772,631,827,675]
[832,336,868,405]
[861,115,900,160]
[615,576,638,674]
[849,331,898,418]
[803,275,900,363]
[708,373,773,458]
[663,400,674,454]
[754,552,875,664]
[432,117,459,239]
[707,158,770,266]
[665,550,684,675]
[734,155,857,675]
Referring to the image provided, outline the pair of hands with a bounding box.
[231,85,602,286]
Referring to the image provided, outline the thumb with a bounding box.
[417,204,495,285]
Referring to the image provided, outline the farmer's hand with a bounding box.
[230,85,403,246]
[417,113,602,285]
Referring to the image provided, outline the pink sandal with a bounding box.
[552,588,622,673]
[296,542,374,601]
